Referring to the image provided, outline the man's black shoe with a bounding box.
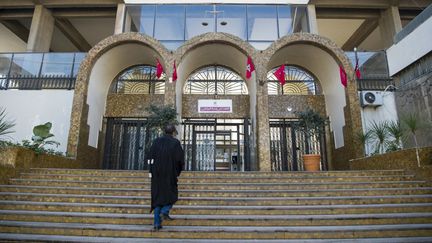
[161,214,174,221]
[153,225,162,231]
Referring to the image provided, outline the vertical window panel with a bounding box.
[247,5,278,41]
[216,5,247,40]
[186,5,215,39]
[154,5,185,41]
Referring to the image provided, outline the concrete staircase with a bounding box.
[0,168,432,242]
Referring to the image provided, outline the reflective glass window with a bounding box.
[9,53,43,77]
[216,5,247,40]
[129,5,155,35]
[186,5,215,39]
[278,5,293,37]
[247,5,278,41]
[73,53,86,77]
[0,54,12,89]
[41,53,74,77]
[154,5,185,40]
[0,54,12,78]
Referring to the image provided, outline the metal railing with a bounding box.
[0,52,85,90]
[357,79,395,91]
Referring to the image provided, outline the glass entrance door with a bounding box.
[183,118,250,171]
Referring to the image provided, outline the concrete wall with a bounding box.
[0,24,26,52]
[360,91,398,155]
[387,16,432,76]
[0,90,74,152]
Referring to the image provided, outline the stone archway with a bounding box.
[67,33,170,164]
[171,32,261,170]
[262,33,364,169]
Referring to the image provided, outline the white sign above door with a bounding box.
[198,99,232,113]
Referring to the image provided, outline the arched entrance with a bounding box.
[67,33,170,166]
[182,65,250,171]
[262,33,364,170]
[266,65,327,171]
[173,33,258,171]
[103,65,165,170]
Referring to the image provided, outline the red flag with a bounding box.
[274,64,285,86]
[156,58,163,78]
[354,57,361,79]
[246,56,255,79]
[339,66,347,88]
[172,60,177,82]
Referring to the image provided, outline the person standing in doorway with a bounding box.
[148,124,184,231]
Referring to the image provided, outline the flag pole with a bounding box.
[354,47,359,80]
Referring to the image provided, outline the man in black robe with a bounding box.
[148,124,184,231]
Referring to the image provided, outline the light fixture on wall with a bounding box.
[202,22,208,26]
[287,107,293,112]
[220,21,227,26]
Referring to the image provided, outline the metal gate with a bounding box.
[103,118,159,170]
[269,119,327,171]
[182,119,251,171]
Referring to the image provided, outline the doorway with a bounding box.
[182,118,251,171]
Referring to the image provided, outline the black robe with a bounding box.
[149,134,184,212]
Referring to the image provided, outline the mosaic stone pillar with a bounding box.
[164,55,176,107]
[256,82,271,171]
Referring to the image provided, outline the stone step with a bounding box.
[1,221,432,239]
[1,192,432,206]
[17,173,417,183]
[1,210,432,226]
[6,180,428,189]
[28,168,408,177]
[20,173,414,182]
[1,233,432,243]
[1,201,431,215]
[2,185,431,197]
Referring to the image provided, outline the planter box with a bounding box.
[0,146,80,184]
[349,147,432,170]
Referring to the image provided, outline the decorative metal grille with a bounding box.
[184,65,248,95]
[103,118,160,170]
[269,119,327,171]
[267,66,318,95]
[182,119,251,171]
[111,65,165,94]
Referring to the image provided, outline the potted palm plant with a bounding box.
[295,108,327,171]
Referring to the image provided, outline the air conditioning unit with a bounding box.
[360,91,383,107]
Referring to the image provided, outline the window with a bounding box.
[111,65,165,94]
[247,5,278,41]
[186,5,215,39]
[184,65,248,95]
[267,66,318,95]
[154,5,185,41]
[216,5,247,40]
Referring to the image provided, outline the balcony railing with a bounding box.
[0,52,85,90]
[357,79,395,91]
[345,51,394,91]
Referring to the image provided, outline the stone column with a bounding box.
[114,3,131,34]
[307,4,319,34]
[256,82,271,171]
[379,5,402,47]
[164,57,176,107]
[27,5,54,52]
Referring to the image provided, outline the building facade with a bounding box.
[0,0,430,171]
